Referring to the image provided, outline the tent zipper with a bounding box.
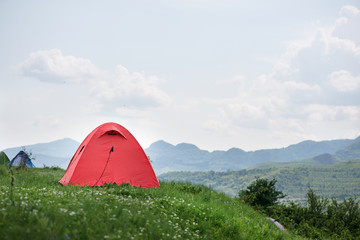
[93,146,114,186]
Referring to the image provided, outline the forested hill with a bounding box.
[147,137,359,173]
[158,160,360,199]
[335,139,360,161]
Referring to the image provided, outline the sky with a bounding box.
[1,0,360,151]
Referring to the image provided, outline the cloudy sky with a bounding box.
[1,0,360,151]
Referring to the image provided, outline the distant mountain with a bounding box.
[312,153,338,165]
[248,154,337,170]
[249,137,360,170]
[2,138,79,169]
[335,136,360,161]
[145,137,359,174]
[2,136,359,173]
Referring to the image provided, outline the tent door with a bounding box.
[94,146,114,186]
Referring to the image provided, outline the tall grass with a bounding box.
[0,166,301,239]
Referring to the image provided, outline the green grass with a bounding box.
[0,166,302,239]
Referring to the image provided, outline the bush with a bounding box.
[238,178,286,208]
[266,189,360,239]
[307,188,328,217]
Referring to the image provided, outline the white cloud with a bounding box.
[202,119,229,133]
[334,5,360,46]
[329,70,360,91]
[340,5,360,16]
[304,104,360,123]
[115,106,145,118]
[90,65,172,108]
[17,49,100,83]
[17,49,171,110]
[273,6,360,89]
[3,4,360,152]
[284,81,321,91]
[33,115,65,129]
[202,5,360,143]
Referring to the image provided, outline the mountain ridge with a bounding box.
[147,137,360,174]
[250,138,360,169]
[1,136,359,173]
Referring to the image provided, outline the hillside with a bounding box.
[159,160,360,199]
[147,137,359,173]
[335,138,360,161]
[0,166,299,240]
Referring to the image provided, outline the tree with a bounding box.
[20,146,35,169]
[307,188,328,217]
[239,177,286,208]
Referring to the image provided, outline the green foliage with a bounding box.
[8,167,15,205]
[266,189,360,239]
[307,189,328,217]
[0,151,10,165]
[0,166,299,240]
[326,197,360,236]
[239,178,286,208]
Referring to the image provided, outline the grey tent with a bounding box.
[266,217,286,231]
[8,151,35,168]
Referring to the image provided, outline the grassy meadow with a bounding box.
[0,166,301,240]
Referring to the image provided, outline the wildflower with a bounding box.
[32,209,38,217]
[60,208,68,213]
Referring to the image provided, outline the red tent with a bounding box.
[59,122,160,188]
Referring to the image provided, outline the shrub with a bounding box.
[266,189,360,239]
[307,188,328,217]
[238,177,286,208]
